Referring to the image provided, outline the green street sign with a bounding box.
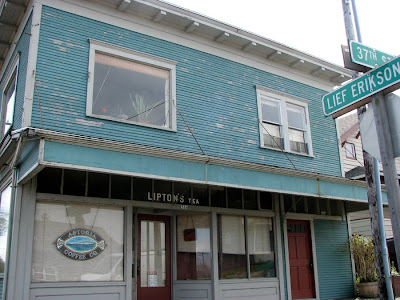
[322,55,400,116]
[349,40,394,69]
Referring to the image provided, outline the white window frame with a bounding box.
[1,55,19,138]
[344,142,356,159]
[86,39,177,131]
[256,87,313,156]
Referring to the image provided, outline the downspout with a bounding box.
[2,131,25,300]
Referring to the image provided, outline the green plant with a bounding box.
[350,234,377,283]
[130,93,151,122]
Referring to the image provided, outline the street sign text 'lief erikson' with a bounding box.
[322,55,400,116]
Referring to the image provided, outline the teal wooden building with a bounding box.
[0,1,377,299]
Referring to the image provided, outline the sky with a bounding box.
[162,0,399,67]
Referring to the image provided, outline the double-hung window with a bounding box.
[1,57,18,137]
[257,88,312,155]
[87,40,177,131]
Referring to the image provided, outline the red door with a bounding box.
[137,215,171,300]
[287,220,315,299]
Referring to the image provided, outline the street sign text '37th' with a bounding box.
[322,55,400,116]
[349,40,394,69]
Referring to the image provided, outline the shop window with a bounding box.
[88,172,109,198]
[133,177,152,201]
[260,191,273,210]
[218,215,275,279]
[1,57,18,137]
[210,186,226,208]
[192,184,209,207]
[243,190,258,210]
[344,142,356,159]
[176,214,211,280]
[87,40,176,130]
[0,185,12,274]
[257,88,312,155]
[63,169,86,196]
[111,175,131,200]
[37,168,62,194]
[227,188,242,209]
[31,202,124,282]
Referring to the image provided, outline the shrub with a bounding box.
[350,234,377,283]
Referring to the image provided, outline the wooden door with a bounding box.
[287,220,315,299]
[137,215,171,300]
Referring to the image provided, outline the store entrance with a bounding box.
[137,215,171,300]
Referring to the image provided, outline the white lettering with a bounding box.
[377,71,384,85]
[368,75,376,91]
[384,67,392,81]
[351,84,358,97]
[357,81,365,94]
[392,62,400,78]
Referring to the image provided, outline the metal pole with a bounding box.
[375,157,395,300]
[342,0,387,298]
[351,1,394,298]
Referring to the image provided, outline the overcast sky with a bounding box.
[162,0,399,67]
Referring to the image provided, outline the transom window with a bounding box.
[87,40,177,130]
[257,88,312,155]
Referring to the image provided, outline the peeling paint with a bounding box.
[49,38,85,49]
[233,127,246,133]
[216,123,225,129]
[50,93,79,101]
[75,119,103,127]
[247,139,257,145]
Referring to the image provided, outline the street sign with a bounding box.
[349,40,394,69]
[322,54,400,116]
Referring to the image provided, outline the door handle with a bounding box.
[309,258,313,272]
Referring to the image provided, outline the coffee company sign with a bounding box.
[56,229,106,260]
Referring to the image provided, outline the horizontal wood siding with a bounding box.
[0,278,3,299]
[218,280,279,300]
[174,282,212,300]
[0,15,32,131]
[314,219,354,299]
[30,286,125,300]
[33,6,341,177]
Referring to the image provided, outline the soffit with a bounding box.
[109,0,351,85]
[0,0,29,71]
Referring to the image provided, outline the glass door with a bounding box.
[137,215,171,300]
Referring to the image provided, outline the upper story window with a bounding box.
[87,40,177,131]
[0,184,12,275]
[257,88,313,156]
[1,57,18,137]
[344,142,356,159]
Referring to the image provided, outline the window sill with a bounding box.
[218,277,279,283]
[260,145,314,158]
[87,113,177,132]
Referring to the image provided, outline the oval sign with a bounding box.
[56,228,106,260]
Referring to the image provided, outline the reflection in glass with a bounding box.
[140,220,166,287]
[218,215,247,279]
[248,217,275,278]
[0,186,12,273]
[31,202,124,282]
[176,215,211,280]
[92,53,170,128]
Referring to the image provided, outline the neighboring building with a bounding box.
[338,113,398,256]
[0,1,382,300]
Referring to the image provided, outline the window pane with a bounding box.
[248,217,275,278]
[192,184,209,207]
[140,220,166,287]
[260,192,273,210]
[0,186,12,274]
[227,188,242,209]
[133,177,152,201]
[345,143,356,159]
[219,215,247,279]
[111,175,131,200]
[4,75,16,134]
[263,123,283,149]
[31,202,124,282]
[63,169,86,196]
[210,186,226,208]
[243,190,258,210]
[37,168,62,194]
[287,103,305,130]
[261,99,280,124]
[92,53,170,127]
[87,172,109,198]
[289,129,308,154]
[176,215,211,280]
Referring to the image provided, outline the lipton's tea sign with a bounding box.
[56,229,106,260]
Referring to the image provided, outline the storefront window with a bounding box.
[218,215,247,279]
[176,214,211,280]
[218,215,275,279]
[0,185,12,274]
[248,217,275,278]
[31,202,124,282]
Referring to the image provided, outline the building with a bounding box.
[0,1,383,299]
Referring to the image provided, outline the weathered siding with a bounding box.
[314,219,354,299]
[33,5,341,177]
[18,139,40,181]
[0,14,32,131]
